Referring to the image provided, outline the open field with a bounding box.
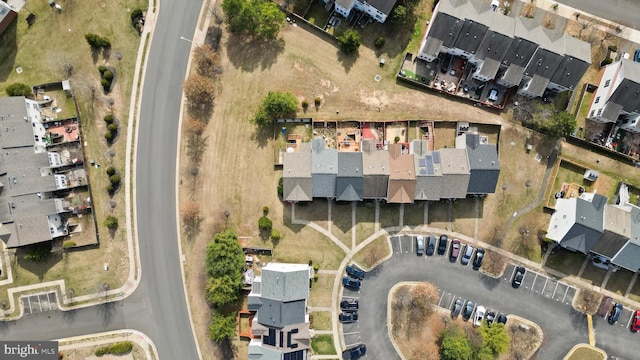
[309,274,335,307]
[0,0,146,308]
[504,210,549,262]
[331,203,353,249]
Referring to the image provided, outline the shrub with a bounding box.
[101,79,111,91]
[95,341,132,356]
[63,241,76,248]
[6,83,32,97]
[109,174,121,185]
[104,131,113,141]
[104,71,114,82]
[601,58,613,67]
[85,33,111,48]
[270,229,281,241]
[277,177,284,197]
[394,136,400,143]
[314,97,322,107]
[104,215,118,229]
[374,37,385,48]
[104,114,114,123]
[23,243,52,262]
[337,29,361,54]
[107,123,118,132]
[302,99,309,109]
[608,45,618,52]
[130,8,143,22]
[258,216,272,231]
[313,264,319,272]
[107,184,114,193]
[106,166,116,176]
[308,259,313,266]
[98,65,108,74]
[314,273,319,282]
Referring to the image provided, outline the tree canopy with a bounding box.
[221,0,285,40]
[5,83,32,97]
[479,323,510,356]
[543,110,576,139]
[209,311,237,342]
[204,229,245,307]
[252,91,298,126]
[440,330,473,360]
[337,29,361,54]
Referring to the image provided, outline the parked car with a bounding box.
[496,313,508,325]
[597,296,613,318]
[416,235,425,256]
[346,265,365,280]
[473,248,485,268]
[426,236,437,256]
[339,312,359,323]
[342,344,366,360]
[473,306,486,327]
[608,303,623,324]
[450,239,461,261]
[340,298,359,312]
[438,235,448,255]
[451,299,463,318]
[512,266,526,288]
[485,310,496,325]
[488,89,498,102]
[342,276,361,290]
[461,244,475,265]
[463,301,475,321]
[634,49,640,63]
[631,310,640,332]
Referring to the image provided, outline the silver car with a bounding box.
[416,236,425,256]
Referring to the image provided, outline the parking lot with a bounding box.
[20,292,58,315]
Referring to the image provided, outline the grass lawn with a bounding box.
[331,202,353,249]
[503,207,549,262]
[604,268,634,296]
[355,202,376,245]
[565,346,606,360]
[296,200,329,229]
[434,121,457,149]
[353,235,390,269]
[379,204,401,229]
[427,200,449,230]
[545,248,586,276]
[451,198,476,235]
[310,335,337,355]
[309,274,335,307]
[580,263,607,286]
[305,1,330,28]
[403,202,425,226]
[310,311,332,330]
[576,90,594,133]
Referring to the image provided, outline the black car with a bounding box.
[342,344,366,359]
[473,248,485,268]
[342,276,361,290]
[512,266,526,288]
[346,265,365,280]
[463,301,475,321]
[451,299,463,318]
[339,312,359,323]
[608,303,623,324]
[426,236,437,256]
[437,235,448,255]
[485,310,496,325]
[340,298,359,312]
[496,313,507,325]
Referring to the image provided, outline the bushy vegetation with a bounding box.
[94,341,132,356]
[209,311,237,342]
[252,91,298,126]
[222,0,286,40]
[258,216,272,231]
[205,229,245,307]
[104,215,118,229]
[85,33,111,49]
[23,242,52,262]
[374,37,385,48]
[337,29,361,54]
[6,83,32,97]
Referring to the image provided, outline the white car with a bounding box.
[473,305,486,327]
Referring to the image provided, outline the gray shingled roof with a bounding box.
[502,38,539,68]
[414,176,443,201]
[283,152,312,202]
[560,224,604,254]
[612,243,640,272]
[423,12,464,51]
[311,139,337,198]
[439,148,470,199]
[335,0,355,11]
[523,48,564,82]
[590,230,628,258]
[558,195,607,253]
[452,19,488,55]
[607,78,640,114]
[366,0,398,16]
[257,299,306,328]
[336,178,363,201]
[0,96,34,149]
[524,74,551,98]
[338,152,363,177]
[549,56,590,90]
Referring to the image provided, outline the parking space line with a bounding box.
[46,293,52,311]
[27,297,32,314]
[562,287,569,303]
[507,266,516,282]
[448,297,456,310]
[343,332,361,336]
[37,296,42,312]
[540,278,548,295]
[627,313,634,329]
[411,237,414,254]
[397,237,402,253]
[530,274,538,291]
[551,282,559,299]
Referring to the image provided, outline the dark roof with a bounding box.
[549,56,590,90]
[366,0,398,16]
[257,299,307,328]
[607,78,640,114]
[590,230,628,258]
[312,174,336,198]
[502,37,539,68]
[612,242,640,272]
[335,177,363,201]
[363,175,388,199]
[337,152,363,177]
[560,223,604,254]
[452,19,489,54]
[523,48,564,81]
[475,31,512,62]
[468,169,499,194]
[414,176,443,201]
[427,12,464,49]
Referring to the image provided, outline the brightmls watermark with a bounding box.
[1,341,58,359]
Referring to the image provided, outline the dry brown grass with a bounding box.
[353,235,390,270]
[574,288,603,315]
[309,274,335,307]
[481,251,508,277]
[498,318,541,360]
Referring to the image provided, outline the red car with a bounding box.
[450,239,461,261]
[631,310,640,332]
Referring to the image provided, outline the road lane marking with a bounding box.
[551,282,559,299]
[398,237,402,253]
[343,332,361,336]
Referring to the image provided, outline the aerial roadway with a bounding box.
[557,0,640,29]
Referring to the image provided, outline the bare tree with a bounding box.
[181,201,203,239]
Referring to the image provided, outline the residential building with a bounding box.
[587,60,640,131]
[0,0,18,35]
[497,36,540,88]
[456,133,500,194]
[471,30,513,82]
[387,143,416,203]
[332,0,398,24]
[361,139,389,199]
[439,148,470,199]
[546,193,607,254]
[412,140,443,201]
[311,139,338,198]
[282,144,312,202]
[248,263,311,360]
[336,152,363,201]
[0,95,90,248]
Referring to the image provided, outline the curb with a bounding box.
[507,314,544,359]
[562,343,607,360]
[58,329,159,359]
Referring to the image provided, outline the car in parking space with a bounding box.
[463,301,475,321]
[631,310,640,332]
[496,313,508,325]
[450,239,461,261]
[416,235,425,256]
[485,309,496,325]
[461,244,475,265]
[426,236,437,256]
[473,248,485,268]
[451,299,463,318]
[342,344,366,359]
[512,266,526,288]
[608,303,623,324]
[340,298,359,312]
[339,312,359,324]
[346,264,365,280]
[342,276,361,290]
[473,306,486,327]
[438,235,448,255]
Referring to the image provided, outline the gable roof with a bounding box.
[283,152,313,202]
[422,12,464,57]
[452,19,489,55]
[502,37,539,68]
[261,263,310,303]
[366,0,398,16]
[523,48,565,82]
[591,204,632,258]
[257,298,306,328]
[311,139,338,174]
[337,152,363,178]
[335,179,364,201]
[607,78,640,115]
[548,194,606,253]
[549,55,590,90]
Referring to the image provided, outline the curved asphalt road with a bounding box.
[0,1,203,359]
[557,0,640,29]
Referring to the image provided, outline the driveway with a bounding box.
[342,235,590,360]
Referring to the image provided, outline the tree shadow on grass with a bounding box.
[250,123,273,149]
[16,244,62,281]
[0,18,17,82]
[337,50,358,74]
[226,33,285,72]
